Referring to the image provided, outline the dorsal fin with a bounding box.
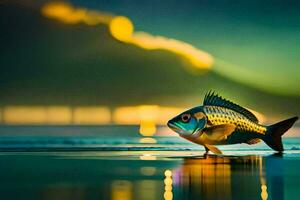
[203,91,259,123]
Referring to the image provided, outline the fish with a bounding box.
[167,91,298,155]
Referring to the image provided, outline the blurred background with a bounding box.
[1,1,300,200]
[0,0,299,137]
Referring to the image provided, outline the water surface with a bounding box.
[0,125,300,200]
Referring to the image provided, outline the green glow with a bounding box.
[213,58,300,96]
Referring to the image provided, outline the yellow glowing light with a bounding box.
[42,2,86,24]
[164,170,172,177]
[109,16,134,42]
[2,106,112,125]
[139,121,156,136]
[164,178,173,185]
[113,105,156,125]
[41,2,71,19]
[164,191,173,200]
[83,11,113,25]
[113,106,186,125]
[73,106,111,124]
[165,185,172,191]
[113,105,159,136]
[1,105,188,126]
[41,2,214,70]
[138,105,159,121]
[111,180,132,200]
[3,106,47,124]
[164,169,173,200]
[113,106,140,124]
[46,106,72,124]
[261,184,268,200]
[139,137,157,144]
[42,2,113,26]
[131,32,213,69]
[139,154,157,160]
[138,105,158,136]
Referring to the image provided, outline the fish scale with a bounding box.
[203,106,266,134]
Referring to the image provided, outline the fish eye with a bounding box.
[181,114,191,123]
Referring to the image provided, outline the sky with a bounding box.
[0,0,299,120]
[70,0,300,96]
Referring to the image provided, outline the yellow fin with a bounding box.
[204,144,222,154]
[204,124,236,141]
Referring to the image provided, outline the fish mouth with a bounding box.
[167,121,182,133]
[167,122,178,130]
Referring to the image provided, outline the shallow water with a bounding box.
[0,125,300,200]
[1,151,300,200]
[0,125,299,152]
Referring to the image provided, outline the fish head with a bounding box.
[167,107,207,137]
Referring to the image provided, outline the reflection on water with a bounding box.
[139,153,157,160]
[174,156,232,199]
[0,152,291,200]
[175,154,286,200]
[111,180,132,200]
[139,137,157,144]
[164,170,173,200]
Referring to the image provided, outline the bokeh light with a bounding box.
[41,2,214,71]
[164,169,173,200]
[109,16,134,42]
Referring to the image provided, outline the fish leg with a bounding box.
[204,146,209,157]
[204,144,223,155]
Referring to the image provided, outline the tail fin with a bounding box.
[264,117,298,152]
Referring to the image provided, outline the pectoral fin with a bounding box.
[203,124,236,141]
[204,144,222,155]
